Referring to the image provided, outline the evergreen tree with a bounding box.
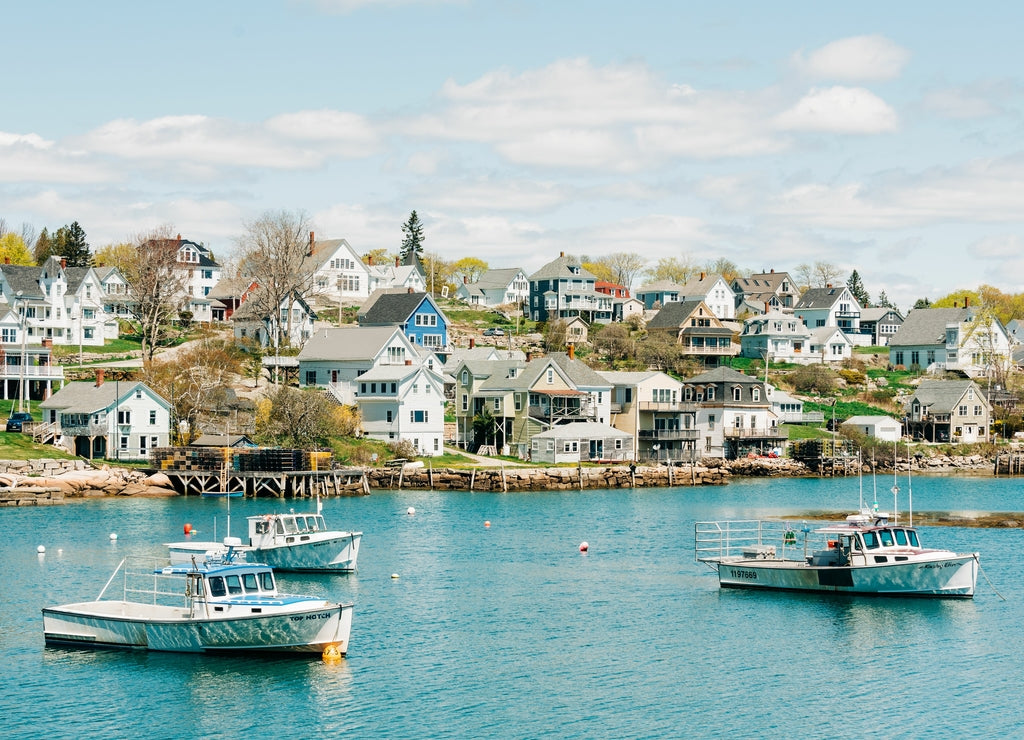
[846,270,870,307]
[33,227,56,264]
[913,297,932,310]
[400,210,425,261]
[61,221,92,266]
[876,290,895,309]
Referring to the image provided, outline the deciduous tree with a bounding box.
[123,226,190,361]
[0,233,34,265]
[645,256,698,284]
[256,385,343,448]
[236,209,316,349]
[451,257,488,285]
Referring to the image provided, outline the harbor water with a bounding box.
[3,475,1023,739]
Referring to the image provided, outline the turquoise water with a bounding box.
[3,476,1023,739]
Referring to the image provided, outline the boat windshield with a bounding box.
[879,529,895,547]
[894,529,908,546]
[206,570,274,597]
[862,531,879,549]
[282,517,299,535]
[908,530,920,547]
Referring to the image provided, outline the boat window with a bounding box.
[208,576,226,597]
[283,518,299,535]
[894,529,908,546]
[255,520,269,535]
[260,572,275,591]
[295,517,308,533]
[275,519,285,535]
[879,530,895,547]
[862,532,879,549]
[225,575,243,594]
[908,530,920,547]
[242,573,259,592]
[311,516,322,531]
[851,536,863,551]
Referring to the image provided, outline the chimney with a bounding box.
[405,359,412,366]
[368,255,374,266]
[3,256,9,264]
[408,286,414,293]
[568,343,575,360]
[308,231,315,255]
[953,300,958,308]
[60,258,67,269]
[395,256,400,267]
[964,296,969,308]
[765,302,769,313]
[700,271,705,280]
[469,337,475,349]
[826,283,832,289]
[463,275,468,284]
[95,369,105,386]
[526,351,533,362]
[560,251,565,257]
[176,233,181,241]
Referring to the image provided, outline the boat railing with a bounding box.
[695,520,806,562]
[98,556,191,608]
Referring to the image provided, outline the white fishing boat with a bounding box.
[167,507,362,572]
[42,548,353,655]
[695,511,978,598]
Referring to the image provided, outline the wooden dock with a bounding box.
[157,468,368,498]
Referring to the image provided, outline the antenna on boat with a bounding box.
[858,449,864,511]
[871,450,878,514]
[891,438,899,525]
[907,438,914,527]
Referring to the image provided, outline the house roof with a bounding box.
[528,254,597,281]
[842,415,900,426]
[63,267,92,293]
[40,380,168,413]
[889,307,969,347]
[597,370,666,385]
[548,352,611,388]
[794,286,855,310]
[1,265,46,299]
[636,279,685,295]
[467,267,525,291]
[359,290,444,326]
[810,326,850,343]
[678,273,726,296]
[356,363,437,383]
[645,300,706,329]
[684,366,760,385]
[907,379,983,413]
[297,326,405,361]
[532,421,631,440]
[859,307,904,322]
[733,271,793,294]
[230,289,315,321]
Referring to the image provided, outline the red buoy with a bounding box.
[579,541,589,553]
[184,523,192,535]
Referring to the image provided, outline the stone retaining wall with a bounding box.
[0,459,91,476]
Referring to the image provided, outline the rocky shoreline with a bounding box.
[0,452,1006,506]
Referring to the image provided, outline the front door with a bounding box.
[589,439,603,459]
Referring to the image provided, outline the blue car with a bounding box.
[6,412,33,432]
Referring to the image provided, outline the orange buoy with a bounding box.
[484,520,491,528]
[184,523,192,535]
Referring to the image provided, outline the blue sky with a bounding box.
[5,1,1024,310]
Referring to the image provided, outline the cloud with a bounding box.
[74,112,379,174]
[413,178,569,211]
[0,130,113,184]
[792,35,910,81]
[775,87,898,133]
[921,87,1000,119]
[406,58,788,169]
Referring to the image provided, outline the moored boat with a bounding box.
[695,511,979,598]
[167,510,362,572]
[42,552,353,655]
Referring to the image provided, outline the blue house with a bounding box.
[358,289,451,358]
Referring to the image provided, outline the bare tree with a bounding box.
[123,226,189,362]
[646,256,698,284]
[236,210,315,349]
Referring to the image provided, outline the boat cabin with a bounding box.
[812,523,922,567]
[249,513,327,539]
[158,560,279,602]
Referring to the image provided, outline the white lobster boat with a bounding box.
[42,551,354,655]
[167,510,361,573]
[695,511,979,598]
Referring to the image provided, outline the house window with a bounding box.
[305,370,317,385]
[974,405,982,416]
[387,410,393,422]
[515,394,522,411]
[547,368,554,384]
[2,328,15,343]
[532,440,539,451]
[462,394,468,411]
[392,383,397,394]
[615,439,622,450]
[910,351,920,367]
[461,370,469,384]
[732,387,741,401]
[959,405,968,416]
[120,436,128,451]
[895,351,904,366]
[388,346,405,364]
[967,388,975,400]
[547,440,554,452]
[707,387,715,401]
[493,398,500,411]
[149,410,156,425]
[117,410,131,425]
[684,387,693,402]
[752,388,760,402]
[411,410,428,423]
[708,414,716,430]
[434,439,439,452]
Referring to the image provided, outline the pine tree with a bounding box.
[400,210,425,261]
[61,221,92,266]
[846,270,870,307]
[33,227,56,264]
[876,290,895,309]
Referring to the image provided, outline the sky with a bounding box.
[4,0,1024,311]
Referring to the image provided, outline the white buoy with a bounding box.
[579,541,589,553]
[406,507,415,515]
[109,533,118,541]
[37,545,45,554]
[391,573,400,579]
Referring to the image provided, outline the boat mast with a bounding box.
[891,438,899,524]
[907,438,913,527]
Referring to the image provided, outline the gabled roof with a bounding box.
[598,370,670,386]
[528,254,597,281]
[810,326,851,344]
[40,380,169,413]
[636,279,685,294]
[794,286,854,310]
[889,307,969,347]
[297,326,408,362]
[447,346,526,366]
[360,291,446,326]
[356,362,441,383]
[63,267,94,293]
[309,238,366,271]
[231,289,316,321]
[859,307,904,322]
[907,379,985,413]
[645,300,707,329]
[532,421,631,440]
[548,352,610,388]
[842,415,900,426]
[678,273,727,296]
[466,267,526,291]
[733,271,794,293]
[0,265,46,299]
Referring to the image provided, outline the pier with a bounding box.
[159,468,368,497]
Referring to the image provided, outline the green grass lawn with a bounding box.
[0,431,77,460]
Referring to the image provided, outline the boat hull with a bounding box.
[167,532,361,572]
[42,601,353,654]
[711,553,978,598]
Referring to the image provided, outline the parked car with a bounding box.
[5,412,33,433]
[483,328,505,336]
